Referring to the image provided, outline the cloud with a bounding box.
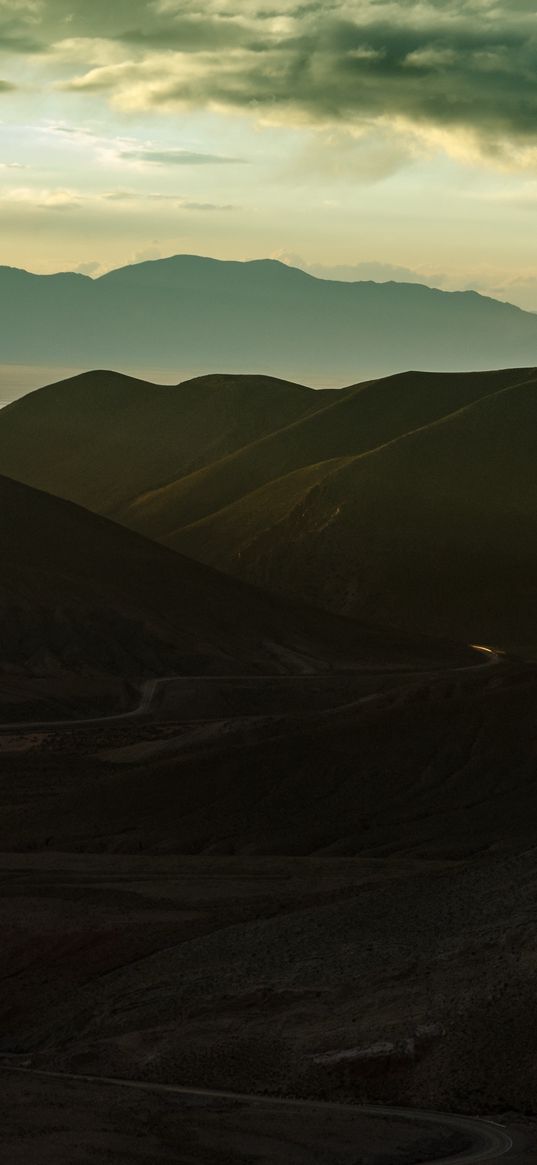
[273,251,448,287]
[286,124,414,182]
[465,271,537,312]
[45,3,535,156]
[38,190,82,211]
[74,259,101,275]
[101,189,138,201]
[310,259,448,286]
[102,188,237,209]
[119,146,246,165]
[181,200,236,211]
[0,184,237,216]
[0,0,44,54]
[5,2,537,167]
[0,1,42,11]
[39,123,245,176]
[272,249,537,311]
[0,186,83,210]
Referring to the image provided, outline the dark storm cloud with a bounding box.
[120,19,252,53]
[0,7,43,55]
[0,31,43,54]
[12,2,537,147]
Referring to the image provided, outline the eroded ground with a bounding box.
[2,851,537,1120]
[0,1071,480,1165]
[2,661,537,1159]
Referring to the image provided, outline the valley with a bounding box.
[1,363,536,1161]
[3,1,536,1156]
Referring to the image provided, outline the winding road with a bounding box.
[0,646,515,1164]
[0,646,501,734]
[0,1066,514,1163]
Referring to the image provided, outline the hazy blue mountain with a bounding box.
[2,255,537,384]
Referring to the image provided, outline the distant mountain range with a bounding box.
[2,365,536,655]
[3,254,537,384]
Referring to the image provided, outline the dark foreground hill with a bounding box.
[0,471,440,695]
[3,253,537,383]
[3,658,532,859]
[3,656,537,1122]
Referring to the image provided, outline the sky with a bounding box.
[1,0,537,308]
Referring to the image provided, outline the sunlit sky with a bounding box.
[2,0,537,307]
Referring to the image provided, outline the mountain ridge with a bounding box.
[170,372,537,650]
[0,369,327,513]
[2,364,537,655]
[2,252,534,313]
[112,367,532,539]
[4,252,533,317]
[3,253,537,383]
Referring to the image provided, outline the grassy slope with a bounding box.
[173,374,537,652]
[0,370,323,514]
[1,471,446,679]
[115,368,529,540]
[2,364,536,653]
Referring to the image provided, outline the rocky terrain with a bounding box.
[0,655,537,1131]
[1,843,537,1142]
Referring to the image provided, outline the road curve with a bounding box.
[0,674,172,733]
[0,647,502,735]
[0,1066,513,1164]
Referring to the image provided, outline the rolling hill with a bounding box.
[2,365,536,654]
[1,463,474,727]
[3,253,537,384]
[4,354,537,1135]
[0,366,527,533]
[113,367,529,540]
[1,470,430,688]
[171,372,537,652]
[0,369,327,515]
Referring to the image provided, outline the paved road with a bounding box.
[0,647,501,735]
[0,1066,513,1163]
